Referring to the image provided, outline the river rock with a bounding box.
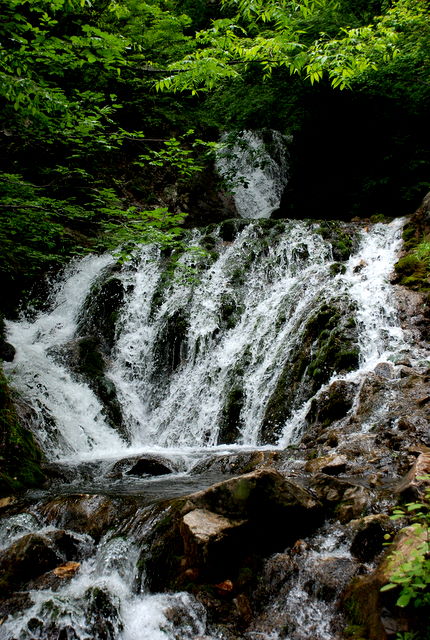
[27,561,81,591]
[348,514,394,562]
[37,494,138,540]
[110,454,177,477]
[374,362,395,379]
[306,380,357,426]
[190,450,284,475]
[180,508,246,569]
[126,458,173,476]
[304,556,359,601]
[0,532,63,593]
[343,525,428,640]
[305,454,348,475]
[190,469,321,522]
[142,469,323,593]
[395,450,430,499]
[0,341,15,361]
[310,474,371,523]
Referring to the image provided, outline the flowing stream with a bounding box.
[1,131,413,640]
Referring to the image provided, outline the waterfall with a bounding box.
[215,130,289,219]
[4,255,126,458]
[5,218,405,460]
[1,132,414,640]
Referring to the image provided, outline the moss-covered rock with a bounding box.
[152,309,189,384]
[260,298,359,444]
[0,367,45,496]
[217,386,244,445]
[140,470,323,597]
[77,266,124,354]
[50,336,125,438]
[393,192,430,292]
[315,221,358,261]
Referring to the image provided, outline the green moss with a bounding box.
[343,624,369,640]
[395,250,430,292]
[330,262,347,276]
[260,298,358,444]
[315,221,357,261]
[217,385,244,445]
[0,368,45,496]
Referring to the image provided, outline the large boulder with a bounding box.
[142,469,323,592]
[0,532,63,593]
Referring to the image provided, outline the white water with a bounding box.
[0,132,412,640]
[4,218,406,461]
[216,130,289,219]
[4,255,126,458]
[2,528,209,640]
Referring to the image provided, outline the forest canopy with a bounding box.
[0,0,429,312]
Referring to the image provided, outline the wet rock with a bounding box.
[37,494,138,540]
[28,561,81,591]
[343,525,428,640]
[260,298,359,444]
[0,591,32,618]
[252,552,298,604]
[142,470,323,594]
[353,259,368,273]
[0,495,17,510]
[305,454,348,475]
[0,341,15,361]
[190,469,321,522]
[374,362,395,379]
[190,450,285,476]
[336,486,370,524]
[310,474,371,523]
[50,336,125,437]
[126,458,173,477]
[109,454,178,478]
[348,514,394,563]
[306,380,357,427]
[395,450,430,500]
[180,509,246,570]
[0,532,63,593]
[84,585,123,639]
[77,269,125,353]
[304,556,359,601]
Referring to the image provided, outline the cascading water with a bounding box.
[1,131,416,640]
[215,130,289,219]
[5,218,405,459]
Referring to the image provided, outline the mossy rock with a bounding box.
[52,337,125,437]
[77,267,124,354]
[315,221,358,262]
[394,252,430,291]
[151,309,189,392]
[217,386,244,445]
[0,368,45,496]
[260,298,359,444]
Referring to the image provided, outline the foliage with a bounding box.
[154,0,428,93]
[134,130,218,181]
[381,482,430,610]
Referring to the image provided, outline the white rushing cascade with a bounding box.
[1,523,208,640]
[215,130,289,218]
[4,255,126,458]
[112,218,406,449]
[5,217,406,460]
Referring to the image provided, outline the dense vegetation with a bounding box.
[1,0,429,313]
